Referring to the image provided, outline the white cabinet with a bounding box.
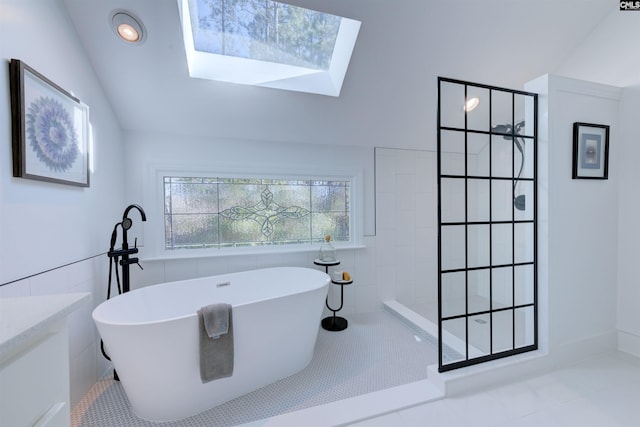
[0,294,89,427]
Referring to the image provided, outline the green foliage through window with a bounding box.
[191,0,341,70]
[164,177,350,250]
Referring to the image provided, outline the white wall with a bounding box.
[0,0,125,407]
[525,74,620,353]
[375,148,437,315]
[616,86,640,357]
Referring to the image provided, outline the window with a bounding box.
[164,176,351,250]
[178,0,361,96]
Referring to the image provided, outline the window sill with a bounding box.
[141,243,366,263]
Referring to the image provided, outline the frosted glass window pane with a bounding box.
[165,214,219,249]
[165,179,219,214]
[164,177,350,250]
[312,182,348,212]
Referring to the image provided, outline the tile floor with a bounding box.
[72,310,437,427]
[347,351,640,427]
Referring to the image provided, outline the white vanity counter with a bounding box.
[0,293,90,427]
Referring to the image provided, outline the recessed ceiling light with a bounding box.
[110,10,145,44]
[464,97,479,112]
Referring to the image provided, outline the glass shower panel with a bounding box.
[468,314,491,357]
[467,224,490,268]
[518,137,534,180]
[491,135,513,178]
[466,86,490,132]
[514,264,534,306]
[492,309,514,353]
[514,223,534,263]
[491,267,513,310]
[441,178,466,223]
[440,81,465,129]
[467,133,490,177]
[491,90,513,130]
[515,306,535,348]
[491,180,513,222]
[438,77,537,372]
[441,318,466,364]
[468,269,490,313]
[515,94,536,138]
[467,179,490,222]
[514,180,534,221]
[491,224,513,266]
[441,225,466,271]
[440,130,466,176]
[441,271,466,318]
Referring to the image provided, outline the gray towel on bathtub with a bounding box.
[198,304,234,383]
[201,303,230,338]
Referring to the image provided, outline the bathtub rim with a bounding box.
[92,266,330,327]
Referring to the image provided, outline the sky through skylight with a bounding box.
[179,0,361,96]
[191,0,341,71]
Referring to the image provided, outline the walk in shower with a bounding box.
[437,78,538,371]
[384,78,538,373]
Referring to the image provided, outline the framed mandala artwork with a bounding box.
[9,59,90,187]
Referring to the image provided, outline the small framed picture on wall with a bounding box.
[572,122,609,179]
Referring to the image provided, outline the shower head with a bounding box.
[493,121,527,212]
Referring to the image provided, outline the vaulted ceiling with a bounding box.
[62,0,639,149]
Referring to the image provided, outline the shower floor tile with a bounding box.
[72,310,437,427]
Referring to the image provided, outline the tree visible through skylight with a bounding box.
[191,0,341,70]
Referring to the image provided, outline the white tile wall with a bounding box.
[375,148,438,312]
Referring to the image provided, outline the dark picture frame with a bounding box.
[9,59,90,187]
[572,122,609,180]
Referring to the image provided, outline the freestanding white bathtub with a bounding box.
[92,266,330,422]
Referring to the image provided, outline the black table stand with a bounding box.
[314,259,353,331]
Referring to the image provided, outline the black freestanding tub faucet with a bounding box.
[120,204,146,293]
[107,204,147,294]
[103,204,147,380]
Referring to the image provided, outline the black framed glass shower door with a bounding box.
[437,77,538,372]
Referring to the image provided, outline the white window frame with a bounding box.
[144,164,364,260]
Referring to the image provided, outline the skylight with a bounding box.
[178,0,361,96]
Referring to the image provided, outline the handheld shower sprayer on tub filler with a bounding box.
[107,204,147,296]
